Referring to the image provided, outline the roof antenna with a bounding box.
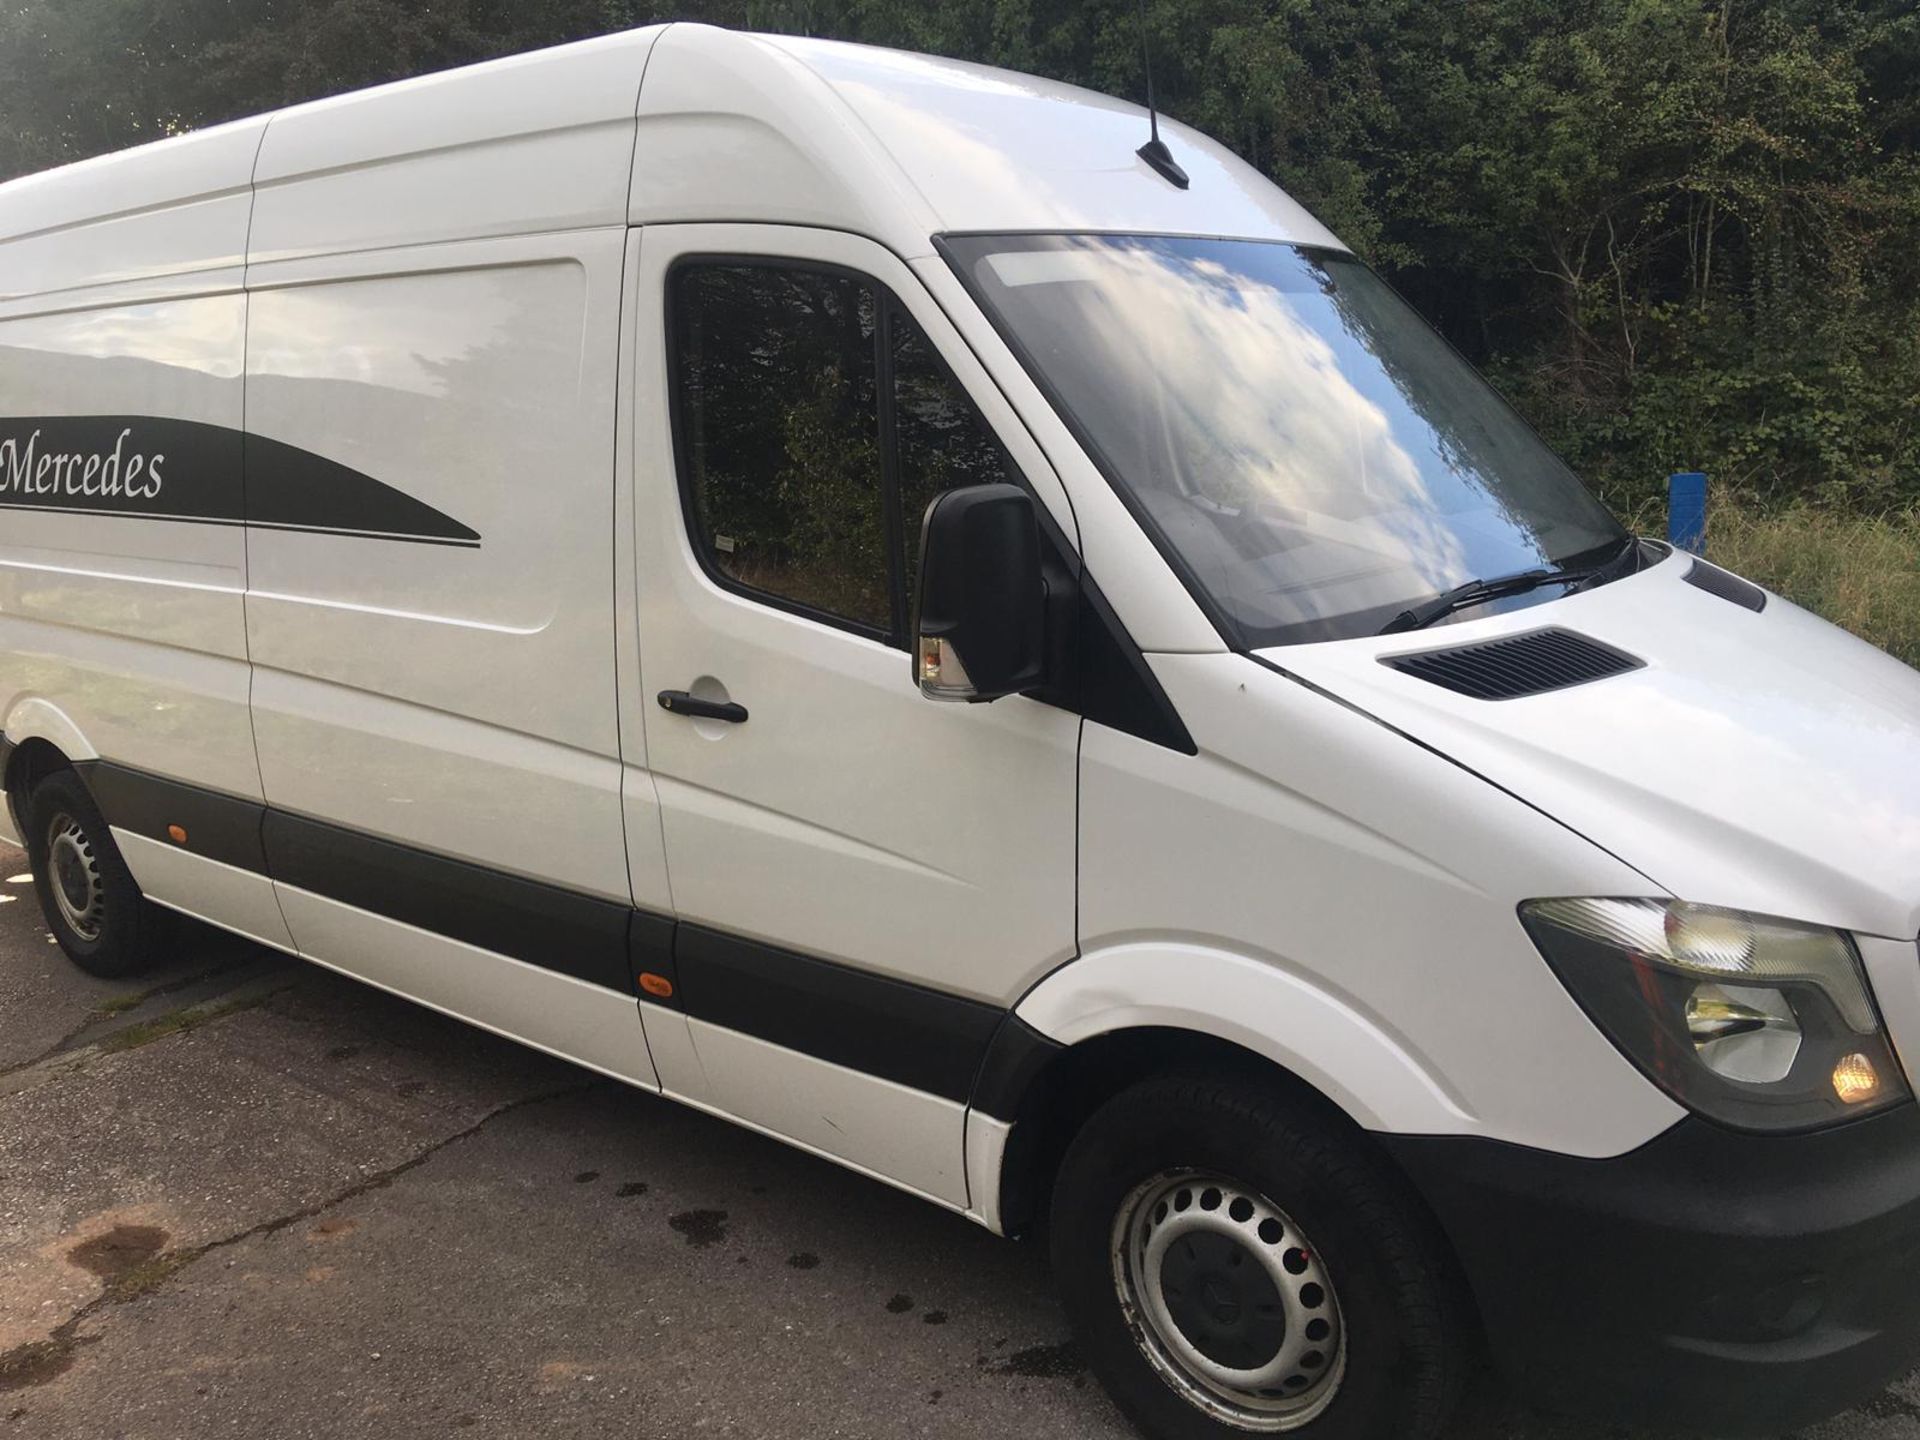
[1134,0,1189,190]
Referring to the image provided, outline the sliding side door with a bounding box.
[241,222,663,1086]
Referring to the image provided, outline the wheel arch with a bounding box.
[1,700,99,844]
[983,942,1482,1237]
[3,698,97,778]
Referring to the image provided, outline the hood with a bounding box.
[1262,548,1920,940]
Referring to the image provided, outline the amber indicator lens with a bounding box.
[1832,1052,1882,1104]
[638,972,674,999]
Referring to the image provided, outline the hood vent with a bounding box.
[1382,627,1643,700]
[1684,558,1766,612]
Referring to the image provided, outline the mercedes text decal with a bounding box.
[0,415,479,548]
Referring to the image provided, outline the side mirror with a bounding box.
[911,483,1047,702]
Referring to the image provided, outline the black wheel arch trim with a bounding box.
[970,1013,1064,1121]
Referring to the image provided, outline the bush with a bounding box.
[1708,494,1920,667]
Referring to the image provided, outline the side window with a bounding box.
[670,258,1020,646]
[671,264,890,634]
[889,306,1020,599]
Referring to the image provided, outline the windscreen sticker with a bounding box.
[0,415,480,547]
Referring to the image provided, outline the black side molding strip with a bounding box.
[628,909,680,1002]
[675,923,1006,1103]
[263,809,634,994]
[79,760,268,872]
[66,758,1055,1113]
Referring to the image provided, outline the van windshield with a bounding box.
[940,233,1627,647]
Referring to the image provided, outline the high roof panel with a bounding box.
[249,27,664,263]
[769,35,1343,249]
[631,26,1342,258]
[0,118,266,301]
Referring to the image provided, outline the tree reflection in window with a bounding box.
[672,259,1022,647]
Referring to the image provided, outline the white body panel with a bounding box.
[1271,550,1920,942]
[685,1020,970,1207]
[115,829,297,953]
[0,284,254,797]
[637,997,969,1215]
[243,231,633,896]
[0,118,265,302]
[1057,654,1684,1157]
[249,29,662,264]
[274,882,657,1090]
[0,121,266,937]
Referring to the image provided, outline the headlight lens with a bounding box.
[1521,898,1908,1131]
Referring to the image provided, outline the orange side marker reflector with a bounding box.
[638,972,674,1000]
[166,824,188,845]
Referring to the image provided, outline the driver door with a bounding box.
[627,224,1081,1208]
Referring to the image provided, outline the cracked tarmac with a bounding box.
[4,839,1920,1438]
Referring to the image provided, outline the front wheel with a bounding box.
[1050,1074,1467,1440]
[25,769,171,978]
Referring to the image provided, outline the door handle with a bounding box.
[657,690,748,724]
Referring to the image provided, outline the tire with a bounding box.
[24,768,171,978]
[1050,1073,1466,1440]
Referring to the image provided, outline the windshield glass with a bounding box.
[941,234,1626,646]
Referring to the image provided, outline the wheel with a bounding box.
[1050,1074,1466,1440]
[24,768,170,978]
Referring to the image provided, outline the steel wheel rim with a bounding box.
[46,813,105,942]
[1111,1170,1345,1431]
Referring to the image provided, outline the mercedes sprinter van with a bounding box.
[5,24,1920,1439]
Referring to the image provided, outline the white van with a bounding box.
[5,23,1920,1438]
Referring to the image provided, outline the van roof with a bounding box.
[0,22,1341,299]
[631,27,1341,258]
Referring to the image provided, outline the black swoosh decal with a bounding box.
[0,415,480,547]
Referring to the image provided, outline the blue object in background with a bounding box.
[1668,471,1707,555]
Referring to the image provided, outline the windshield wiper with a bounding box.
[1379,538,1640,635]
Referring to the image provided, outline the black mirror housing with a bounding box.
[911,483,1047,701]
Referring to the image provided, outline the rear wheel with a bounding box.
[1050,1074,1466,1440]
[25,769,170,978]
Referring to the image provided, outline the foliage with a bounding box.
[1708,491,1920,665]
[3,0,1919,514]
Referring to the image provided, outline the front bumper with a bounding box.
[1386,1102,1920,1433]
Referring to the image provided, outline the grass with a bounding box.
[1705,494,1920,668]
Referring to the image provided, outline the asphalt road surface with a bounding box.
[4,837,1919,1439]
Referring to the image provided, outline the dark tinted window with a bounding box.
[890,307,1019,598]
[671,260,1018,644]
[672,264,889,632]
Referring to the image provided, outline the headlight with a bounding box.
[1520,898,1909,1131]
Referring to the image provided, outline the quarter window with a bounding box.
[889,306,1020,600]
[670,259,1018,644]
